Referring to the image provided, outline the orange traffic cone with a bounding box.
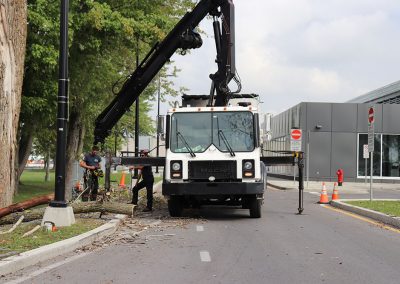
[318,182,329,204]
[331,182,340,201]
[119,172,126,188]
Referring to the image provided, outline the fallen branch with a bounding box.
[0,216,24,234]
[22,225,41,237]
[0,194,54,218]
[0,202,136,225]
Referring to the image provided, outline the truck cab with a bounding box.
[162,102,266,217]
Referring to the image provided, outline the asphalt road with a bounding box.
[5,188,400,284]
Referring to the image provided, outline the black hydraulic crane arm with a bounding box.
[94,0,236,145]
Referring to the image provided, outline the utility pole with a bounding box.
[51,0,69,208]
[134,36,140,177]
[43,0,75,226]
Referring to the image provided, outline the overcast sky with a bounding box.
[152,0,400,116]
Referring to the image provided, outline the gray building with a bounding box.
[265,102,400,182]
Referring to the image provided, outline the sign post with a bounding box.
[367,107,374,201]
[291,129,302,185]
[363,144,368,183]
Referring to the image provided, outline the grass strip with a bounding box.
[0,219,104,254]
[344,200,400,217]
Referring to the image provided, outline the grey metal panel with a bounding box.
[306,103,332,132]
[330,133,357,179]
[300,103,307,130]
[331,103,357,132]
[382,104,400,133]
[309,132,331,178]
[357,104,382,133]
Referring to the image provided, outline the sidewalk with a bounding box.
[267,179,400,195]
[267,178,400,230]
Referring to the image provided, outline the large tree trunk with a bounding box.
[65,110,85,200]
[0,1,27,207]
[44,149,50,182]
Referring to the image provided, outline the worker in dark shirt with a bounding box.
[79,145,102,201]
[129,149,154,212]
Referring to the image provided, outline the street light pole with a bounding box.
[50,0,69,208]
[42,0,75,227]
[134,36,140,178]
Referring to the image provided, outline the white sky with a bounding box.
[151,0,400,117]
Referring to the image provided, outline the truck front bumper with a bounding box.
[162,181,264,196]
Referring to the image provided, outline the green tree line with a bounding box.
[17,0,194,197]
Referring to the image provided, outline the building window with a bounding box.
[382,135,400,177]
[358,134,400,178]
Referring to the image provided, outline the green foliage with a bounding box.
[21,0,193,159]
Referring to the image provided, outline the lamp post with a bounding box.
[134,35,140,178]
[42,0,75,226]
[51,0,69,208]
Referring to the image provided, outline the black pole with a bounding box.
[298,152,304,214]
[134,36,140,177]
[156,74,160,173]
[50,0,69,207]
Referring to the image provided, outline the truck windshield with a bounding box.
[170,111,254,153]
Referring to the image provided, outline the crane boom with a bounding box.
[94,0,235,145]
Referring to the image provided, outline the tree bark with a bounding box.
[0,0,27,207]
[65,110,85,200]
[44,149,50,182]
[0,202,136,225]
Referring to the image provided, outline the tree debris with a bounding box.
[0,215,24,234]
[22,225,41,237]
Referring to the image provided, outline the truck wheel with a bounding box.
[249,197,262,218]
[168,196,183,217]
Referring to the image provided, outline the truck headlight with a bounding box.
[242,159,255,178]
[172,162,181,171]
[244,161,253,170]
[170,160,182,179]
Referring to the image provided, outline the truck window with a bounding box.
[171,113,212,153]
[212,112,254,152]
[170,111,255,153]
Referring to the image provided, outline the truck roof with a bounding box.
[168,105,258,114]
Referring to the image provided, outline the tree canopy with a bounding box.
[21,0,194,161]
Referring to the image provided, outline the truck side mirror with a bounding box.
[157,115,165,141]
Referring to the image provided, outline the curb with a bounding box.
[0,214,127,276]
[266,182,290,190]
[330,200,400,229]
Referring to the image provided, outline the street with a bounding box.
[4,188,400,284]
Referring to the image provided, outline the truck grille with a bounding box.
[188,161,237,181]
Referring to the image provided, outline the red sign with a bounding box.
[368,107,374,124]
[291,129,302,140]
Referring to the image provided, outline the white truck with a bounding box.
[161,98,266,218]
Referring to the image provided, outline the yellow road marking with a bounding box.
[322,205,400,234]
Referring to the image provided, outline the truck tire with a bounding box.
[168,196,183,217]
[249,197,262,218]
